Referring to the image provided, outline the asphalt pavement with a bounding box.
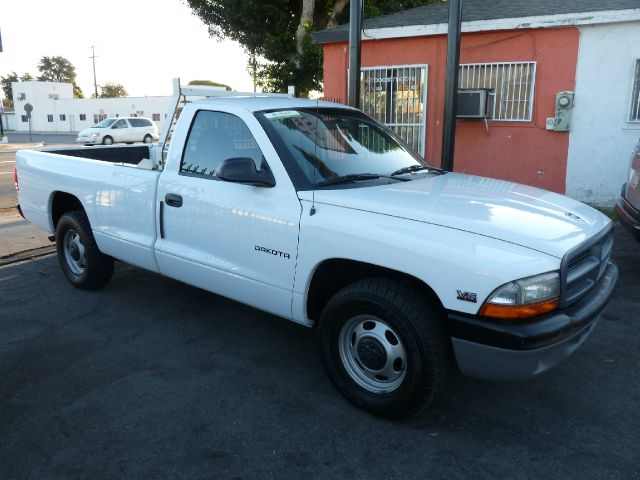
[0,226,638,479]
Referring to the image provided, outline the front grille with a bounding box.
[560,225,613,308]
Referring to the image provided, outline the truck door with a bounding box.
[155,109,302,319]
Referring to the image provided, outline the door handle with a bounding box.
[165,193,183,208]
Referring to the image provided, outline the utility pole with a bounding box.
[90,45,99,98]
[251,52,257,93]
[440,0,463,171]
[348,0,362,108]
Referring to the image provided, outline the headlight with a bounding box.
[479,272,559,320]
[90,133,100,137]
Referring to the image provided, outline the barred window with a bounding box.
[629,60,640,122]
[459,62,536,121]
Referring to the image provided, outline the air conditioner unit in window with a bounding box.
[457,89,491,119]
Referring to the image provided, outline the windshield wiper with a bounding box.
[315,173,408,187]
[390,165,433,176]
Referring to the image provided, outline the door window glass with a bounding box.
[180,110,265,178]
[113,119,128,129]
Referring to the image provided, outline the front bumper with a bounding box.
[447,262,618,381]
[614,188,640,242]
[76,136,100,144]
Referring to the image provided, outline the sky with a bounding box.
[0,0,255,99]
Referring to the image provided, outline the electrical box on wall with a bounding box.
[552,91,574,132]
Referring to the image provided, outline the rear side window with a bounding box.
[129,118,153,127]
[180,110,264,178]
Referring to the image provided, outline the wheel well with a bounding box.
[306,259,444,324]
[51,192,84,228]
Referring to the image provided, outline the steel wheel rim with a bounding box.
[338,314,407,394]
[63,229,87,276]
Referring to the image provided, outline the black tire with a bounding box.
[102,136,113,145]
[56,210,114,290]
[143,134,152,144]
[318,278,450,419]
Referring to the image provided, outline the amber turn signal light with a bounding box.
[479,297,559,320]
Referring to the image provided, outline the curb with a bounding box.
[0,246,56,267]
[0,143,45,154]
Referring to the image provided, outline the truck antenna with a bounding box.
[310,98,320,216]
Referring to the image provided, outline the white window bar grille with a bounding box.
[629,60,640,122]
[360,65,428,155]
[459,61,536,121]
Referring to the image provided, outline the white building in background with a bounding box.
[10,81,187,133]
[1,110,16,131]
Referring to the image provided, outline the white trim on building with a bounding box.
[358,9,640,41]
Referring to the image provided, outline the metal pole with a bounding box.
[348,0,362,108]
[441,0,463,171]
[28,117,32,142]
[251,53,257,93]
[90,46,99,98]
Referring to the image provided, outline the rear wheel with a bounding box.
[318,278,450,418]
[143,134,152,144]
[56,210,114,290]
[102,136,113,145]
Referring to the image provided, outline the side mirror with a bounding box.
[217,157,275,188]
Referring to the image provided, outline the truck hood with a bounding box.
[298,173,611,258]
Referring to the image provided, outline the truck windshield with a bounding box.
[93,119,116,128]
[258,108,434,188]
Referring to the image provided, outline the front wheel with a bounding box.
[102,136,113,145]
[56,210,114,290]
[318,278,450,418]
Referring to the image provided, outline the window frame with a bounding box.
[458,61,537,122]
[629,59,640,123]
[179,109,270,182]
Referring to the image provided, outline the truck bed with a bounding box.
[44,145,152,165]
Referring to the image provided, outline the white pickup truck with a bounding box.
[15,81,618,418]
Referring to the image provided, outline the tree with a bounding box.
[99,82,128,98]
[186,0,439,97]
[0,72,35,108]
[188,79,232,90]
[37,56,84,98]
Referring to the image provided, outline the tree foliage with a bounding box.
[186,0,439,96]
[188,79,232,90]
[0,72,35,108]
[37,56,84,98]
[99,82,128,98]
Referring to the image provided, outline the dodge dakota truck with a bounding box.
[15,80,618,418]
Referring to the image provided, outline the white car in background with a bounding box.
[76,117,159,145]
